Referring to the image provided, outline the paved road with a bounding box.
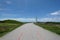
[0,23,60,40]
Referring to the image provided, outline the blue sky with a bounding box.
[0,0,60,22]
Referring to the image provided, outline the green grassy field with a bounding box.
[35,22,60,35]
[0,20,24,37]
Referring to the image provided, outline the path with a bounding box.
[0,23,60,40]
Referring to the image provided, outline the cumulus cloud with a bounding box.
[0,17,60,22]
[12,18,36,22]
[0,10,60,22]
[38,18,60,22]
[0,13,36,22]
[50,10,60,16]
[0,18,36,22]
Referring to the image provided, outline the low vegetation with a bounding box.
[35,22,60,35]
[0,20,24,37]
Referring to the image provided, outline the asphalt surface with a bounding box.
[0,23,60,40]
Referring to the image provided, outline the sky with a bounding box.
[0,0,60,22]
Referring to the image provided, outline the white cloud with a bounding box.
[0,13,36,22]
[38,18,60,22]
[0,8,12,10]
[12,18,36,22]
[6,1,12,4]
[50,10,60,16]
[0,11,60,22]
[0,8,8,10]
[0,8,4,10]
[0,17,60,22]
[1,13,17,18]
[0,18,36,22]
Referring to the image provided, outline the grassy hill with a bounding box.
[0,20,24,37]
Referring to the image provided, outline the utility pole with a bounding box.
[36,17,38,23]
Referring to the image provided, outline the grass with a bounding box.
[35,22,60,35]
[0,20,24,37]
